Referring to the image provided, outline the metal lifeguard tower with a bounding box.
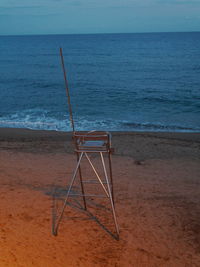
[53,48,119,238]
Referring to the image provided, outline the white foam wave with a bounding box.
[0,109,119,131]
[0,109,199,132]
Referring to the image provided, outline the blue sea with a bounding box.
[0,32,200,132]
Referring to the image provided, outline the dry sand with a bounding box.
[0,128,200,266]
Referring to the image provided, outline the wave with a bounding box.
[0,110,199,132]
[122,122,199,132]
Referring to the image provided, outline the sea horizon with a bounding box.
[1,30,200,37]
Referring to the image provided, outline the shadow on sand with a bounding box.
[50,185,119,240]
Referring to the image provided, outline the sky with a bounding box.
[0,0,200,35]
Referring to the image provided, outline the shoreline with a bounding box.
[0,127,199,159]
[1,127,200,138]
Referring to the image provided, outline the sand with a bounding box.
[0,128,200,266]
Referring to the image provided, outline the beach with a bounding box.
[0,128,200,266]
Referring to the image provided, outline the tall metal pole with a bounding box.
[60,48,87,210]
[60,47,75,133]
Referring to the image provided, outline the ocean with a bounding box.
[0,32,200,132]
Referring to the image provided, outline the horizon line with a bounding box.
[0,30,200,37]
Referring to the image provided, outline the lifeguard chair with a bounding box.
[53,48,119,238]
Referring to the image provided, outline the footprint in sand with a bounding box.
[19,212,34,222]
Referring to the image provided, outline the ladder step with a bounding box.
[68,193,109,198]
[82,180,110,185]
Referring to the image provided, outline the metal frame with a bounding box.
[53,131,119,237]
[56,48,119,238]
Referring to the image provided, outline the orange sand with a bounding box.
[0,129,200,266]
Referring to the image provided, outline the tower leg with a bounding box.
[54,152,84,234]
[108,152,114,204]
[76,152,87,210]
[100,152,119,236]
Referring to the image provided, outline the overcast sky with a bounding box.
[0,0,200,35]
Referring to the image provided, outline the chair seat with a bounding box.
[73,131,111,152]
[82,140,105,147]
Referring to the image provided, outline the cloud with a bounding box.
[0,6,41,10]
[0,0,83,14]
[156,0,200,4]
[0,6,44,16]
